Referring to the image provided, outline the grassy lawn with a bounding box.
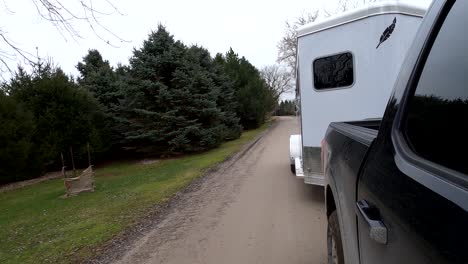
[0,122,271,264]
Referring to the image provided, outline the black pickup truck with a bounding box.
[323,0,468,263]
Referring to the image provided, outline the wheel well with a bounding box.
[326,186,336,217]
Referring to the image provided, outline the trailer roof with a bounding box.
[297,1,427,37]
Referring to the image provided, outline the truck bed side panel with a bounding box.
[325,122,376,262]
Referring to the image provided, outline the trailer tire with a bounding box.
[290,164,295,174]
[327,211,344,264]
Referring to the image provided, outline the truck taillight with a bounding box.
[321,138,327,174]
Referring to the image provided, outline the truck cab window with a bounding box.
[313,52,354,90]
[405,1,468,175]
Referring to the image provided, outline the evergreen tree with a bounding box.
[122,25,186,153]
[8,62,106,171]
[77,50,124,149]
[0,91,35,183]
[276,100,296,116]
[218,48,275,129]
[213,53,242,140]
[0,25,278,184]
[77,50,121,110]
[123,25,234,153]
[168,45,224,151]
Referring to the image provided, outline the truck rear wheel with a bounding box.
[290,164,295,174]
[327,211,344,264]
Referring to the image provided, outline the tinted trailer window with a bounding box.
[313,52,354,90]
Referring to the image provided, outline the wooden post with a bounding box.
[61,152,66,178]
[70,146,76,177]
[87,142,91,168]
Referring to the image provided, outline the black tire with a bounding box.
[290,163,296,174]
[328,211,345,264]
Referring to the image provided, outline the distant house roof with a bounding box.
[297,1,427,37]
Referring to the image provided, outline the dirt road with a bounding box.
[115,116,327,264]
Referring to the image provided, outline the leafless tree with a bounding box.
[261,64,293,102]
[276,0,379,99]
[0,0,127,75]
[323,0,377,17]
[277,0,378,77]
[276,11,319,77]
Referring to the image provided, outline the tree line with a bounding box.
[0,25,276,184]
[275,100,296,116]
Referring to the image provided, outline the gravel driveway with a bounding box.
[95,116,326,264]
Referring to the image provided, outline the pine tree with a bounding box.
[213,53,242,140]
[8,62,105,171]
[77,50,124,149]
[276,100,296,116]
[121,25,186,153]
[77,50,121,111]
[218,48,275,129]
[168,45,224,151]
[0,91,35,184]
[124,25,233,153]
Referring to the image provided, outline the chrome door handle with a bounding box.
[356,200,388,245]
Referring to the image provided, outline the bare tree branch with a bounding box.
[261,64,293,102]
[1,0,15,14]
[0,0,129,74]
[277,11,319,78]
[0,29,38,75]
[324,0,377,17]
[276,0,379,98]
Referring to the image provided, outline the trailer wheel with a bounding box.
[290,164,295,174]
[327,211,344,264]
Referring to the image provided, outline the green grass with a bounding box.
[0,122,271,264]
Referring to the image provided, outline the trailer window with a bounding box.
[313,52,354,90]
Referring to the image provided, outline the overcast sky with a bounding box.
[2,0,432,83]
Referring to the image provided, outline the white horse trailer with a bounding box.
[290,1,427,185]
